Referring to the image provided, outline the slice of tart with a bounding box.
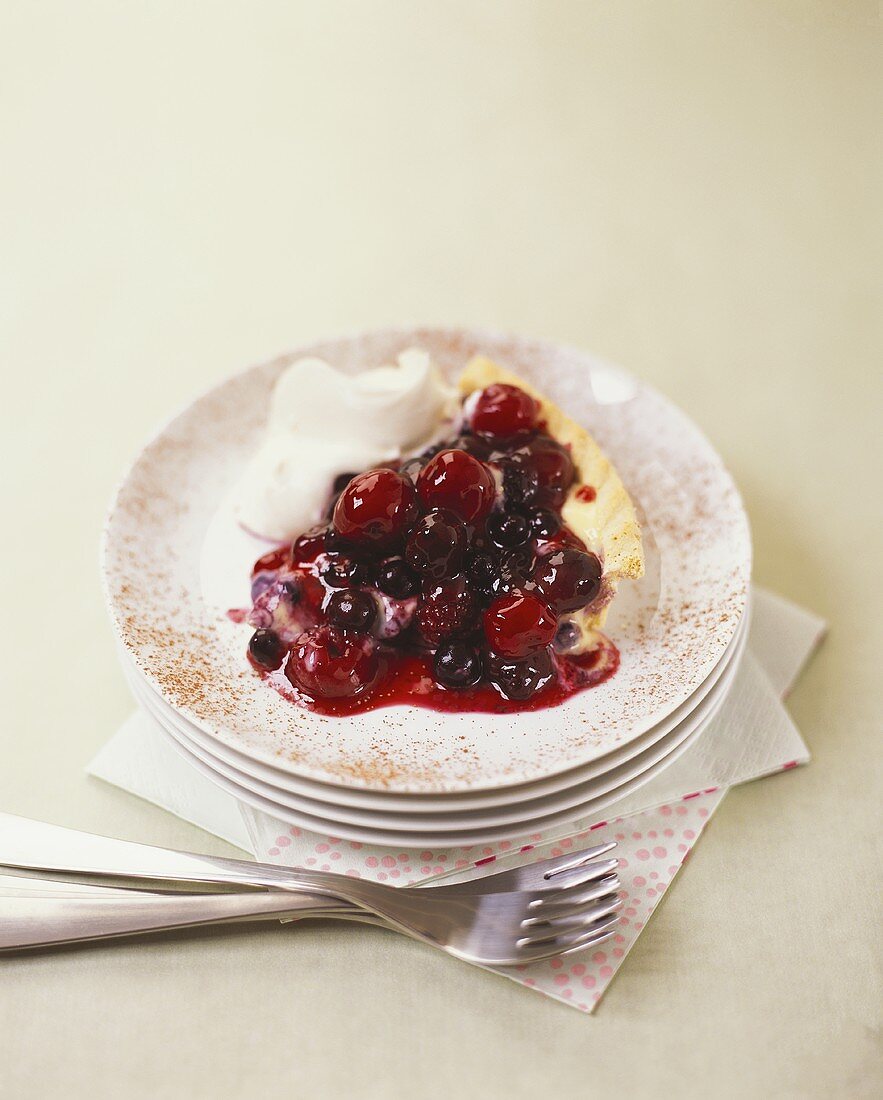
[458,356,644,634]
[239,350,644,715]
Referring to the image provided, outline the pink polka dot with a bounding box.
[614,933,626,943]
[660,805,672,816]
[683,829,696,840]
[571,963,586,976]
[577,1003,589,1012]
[599,965,613,979]
[550,957,563,969]
[482,847,494,855]
[648,830,657,838]
[398,853,409,863]
[617,858,629,868]
[523,978,536,987]
[592,992,601,1002]
[330,851,341,860]
[455,859,468,868]
[320,863,330,871]
[633,875,646,887]
[316,843,330,854]
[437,854,447,862]
[592,951,607,964]
[402,866,412,875]
[615,833,625,841]
[676,806,687,816]
[646,888,657,898]
[634,921,644,930]
[613,948,624,958]
[653,846,667,858]
[276,836,291,848]
[289,827,302,837]
[365,856,379,868]
[389,869,400,878]
[636,848,650,860]
[698,808,709,818]
[669,864,679,875]
[631,832,642,840]
[581,975,596,989]
[678,843,688,852]
[560,837,573,848]
[348,840,361,849]
[305,857,316,866]
[377,871,388,881]
[433,866,444,874]
[346,869,361,877]
[656,881,666,893]
[499,840,511,850]
[625,906,637,917]
[267,847,280,857]
[421,866,431,874]
[420,851,433,861]
[649,871,658,880]
[551,847,563,857]
[554,973,568,986]
[663,828,674,837]
[562,988,573,998]
[381,855,396,868]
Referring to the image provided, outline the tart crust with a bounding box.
[459,356,644,628]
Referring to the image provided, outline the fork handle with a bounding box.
[0,891,381,952]
[0,813,343,895]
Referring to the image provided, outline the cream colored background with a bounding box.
[1,3,881,1098]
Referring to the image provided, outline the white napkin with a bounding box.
[88,585,824,1012]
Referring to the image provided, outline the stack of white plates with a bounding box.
[102,329,751,847]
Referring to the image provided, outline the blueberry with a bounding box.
[248,629,286,671]
[486,647,555,700]
[434,641,483,688]
[524,507,560,539]
[322,556,373,588]
[327,589,378,633]
[377,557,420,599]
[486,511,530,549]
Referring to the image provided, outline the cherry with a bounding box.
[484,590,557,657]
[532,547,602,613]
[417,577,476,646]
[326,589,378,634]
[470,384,540,438]
[376,557,420,600]
[434,641,483,688]
[486,511,530,550]
[291,524,328,564]
[332,468,418,549]
[405,509,466,580]
[486,647,555,701]
[516,437,575,508]
[247,629,286,671]
[285,625,381,699]
[417,449,496,523]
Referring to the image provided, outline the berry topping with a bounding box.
[483,590,557,657]
[434,641,483,689]
[486,510,531,550]
[326,589,378,634]
[332,469,418,548]
[417,577,476,646]
[450,433,494,460]
[279,578,301,603]
[376,557,420,600]
[486,647,555,701]
[417,449,496,523]
[532,548,602,613]
[470,384,540,438]
[285,625,381,699]
[247,629,286,671]
[405,509,467,579]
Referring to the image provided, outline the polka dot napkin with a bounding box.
[89,587,824,1013]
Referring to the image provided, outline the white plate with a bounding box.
[104,328,751,794]
[139,669,735,848]
[127,617,743,833]
[120,600,747,814]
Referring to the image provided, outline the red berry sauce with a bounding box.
[239,382,619,716]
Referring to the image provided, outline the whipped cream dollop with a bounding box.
[234,348,458,541]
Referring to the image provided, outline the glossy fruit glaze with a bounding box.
[236,381,619,716]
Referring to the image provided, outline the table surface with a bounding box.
[1,4,880,1098]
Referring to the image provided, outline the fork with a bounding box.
[0,815,621,963]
